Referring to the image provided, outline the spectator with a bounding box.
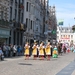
[13,45,17,56]
[0,47,4,60]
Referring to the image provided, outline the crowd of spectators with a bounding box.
[0,44,24,58]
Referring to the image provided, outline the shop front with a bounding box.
[0,28,10,45]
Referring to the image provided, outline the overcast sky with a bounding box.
[49,0,75,27]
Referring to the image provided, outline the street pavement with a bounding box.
[0,52,75,75]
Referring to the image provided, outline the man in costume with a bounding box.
[45,42,51,60]
[32,42,38,59]
[39,42,45,60]
[24,42,30,60]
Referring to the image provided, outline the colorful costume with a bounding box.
[32,42,38,59]
[52,46,58,58]
[24,42,30,60]
[39,42,45,60]
[45,42,51,60]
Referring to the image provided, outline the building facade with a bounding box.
[23,0,50,44]
[9,0,25,45]
[0,0,57,46]
[23,0,35,45]
[45,6,57,43]
[0,0,10,45]
[57,26,75,45]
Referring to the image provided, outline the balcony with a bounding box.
[15,22,26,32]
[0,19,10,27]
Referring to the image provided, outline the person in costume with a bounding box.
[52,46,58,58]
[24,42,30,60]
[32,42,38,59]
[45,42,51,60]
[39,42,45,60]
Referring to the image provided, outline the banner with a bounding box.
[58,19,64,25]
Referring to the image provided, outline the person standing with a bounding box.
[32,42,38,60]
[0,47,4,60]
[24,42,30,60]
[45,42,51,60]
[39,42,45,60]
[13,45,17,56]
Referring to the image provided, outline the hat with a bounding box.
[41,42,43,44]
[48,42,50,45]
[26,42,28,44]
[34,42,37,44]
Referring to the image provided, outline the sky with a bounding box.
[49,0,75,27]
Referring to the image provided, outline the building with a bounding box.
[23,0,35,45]
[33,0,41,43]
[9,0,57,45]
[9,0,25,45]
[0,0,10,45]
[57,26,75,45]
[45,6,57,43]
[23,0,50,44]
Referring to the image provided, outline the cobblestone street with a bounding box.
[0,52,75,75]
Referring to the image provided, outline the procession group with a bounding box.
[24,41,59,60]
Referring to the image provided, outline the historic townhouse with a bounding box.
[57,26,75,45]
[33,0,42,43]
[9,0,25,45]
[9,0,57,45]
[0,0,10,45]
[23,0,35,45]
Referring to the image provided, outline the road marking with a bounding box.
[56,61,75,75]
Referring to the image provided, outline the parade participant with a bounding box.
[39,42,45,60]
[52,46,58,58]
[57,43,62,55]
[45,42,51,60]
[63,45,66,53]
[32,42,38,60]
[24,42,30,60]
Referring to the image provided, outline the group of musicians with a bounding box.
[24,41,52,60]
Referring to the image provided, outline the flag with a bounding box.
[58,19,64,25]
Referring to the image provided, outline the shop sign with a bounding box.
[0,29,10,38]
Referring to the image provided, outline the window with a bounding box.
[61,35,62,38]
[10,7,12,20]
[15,9,17,21]
[68,35,70,38]
[1,11,3,19]
[18,10,21,22]
[26,18,28,28]
[31,20,32,29]
[21,13,23,23]
[63,35,65,38]
[65,35,67,38]
[26,2,28,11]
